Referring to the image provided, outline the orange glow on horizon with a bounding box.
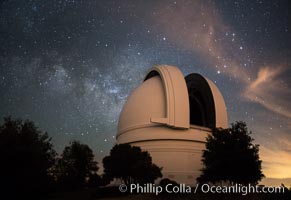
[260,145,291,179]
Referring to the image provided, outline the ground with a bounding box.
[48,187,290,200]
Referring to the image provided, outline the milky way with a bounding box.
[0,0,290,184]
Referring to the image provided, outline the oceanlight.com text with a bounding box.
[200,183,285,195]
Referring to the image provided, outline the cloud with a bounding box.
[150,0,291,120]
[151,0,250,82]
[243,66,291,119]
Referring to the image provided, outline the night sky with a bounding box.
[0,0,290,185]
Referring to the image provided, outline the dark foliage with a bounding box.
[0,116,56,196]
[87,173,102,188]
[159,178,178,187]
[56,141,99,189]
[103,144,162,184]
[197,121,264,185]
[159,178,179,193]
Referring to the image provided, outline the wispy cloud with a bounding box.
[243,67,291,119]
[152,0,250,82]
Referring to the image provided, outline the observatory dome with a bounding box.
[116,65,227,185]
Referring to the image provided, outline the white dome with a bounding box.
[117,65,227,137]
[115,65,228,185]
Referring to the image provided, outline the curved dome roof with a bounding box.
[117,65,227,137]
[118,75,167,134]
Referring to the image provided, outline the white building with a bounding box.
[116,65,228,185]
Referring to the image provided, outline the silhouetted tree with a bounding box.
[0,117,56,196]
[56,141,99,189]
[197,121,264,185]
[99,173,113,186]
[103,144,162,184]
[88,173,102,188]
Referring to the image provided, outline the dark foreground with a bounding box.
[47,187,291,200]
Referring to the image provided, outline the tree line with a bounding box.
[0,117,162,197]
[0,116,267,198]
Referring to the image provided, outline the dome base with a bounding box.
[117,126,210,186]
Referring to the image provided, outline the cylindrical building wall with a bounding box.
[117,126,210,185]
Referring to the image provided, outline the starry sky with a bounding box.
[0,0,290,185]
